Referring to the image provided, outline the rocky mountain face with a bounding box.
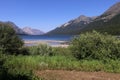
[46,2,120,35]
[46,15,96,35]
[22,27,44,35]
[61,15,96,28]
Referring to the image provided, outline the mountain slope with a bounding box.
[46,2,120,35]
[80,13,120,35]
[46,15,96,35]
[96,2,120,21]
[22,27,44,35]
[79,2,120,35]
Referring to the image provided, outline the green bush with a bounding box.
[0,23,24,54]
[28,44,53,56]
[19,47,30,55]
[70,31,120,60]
[52,47,71,56]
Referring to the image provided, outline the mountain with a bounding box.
[96,2,120,21]
[79,2,120,35]
[0,21,44,35]
[46,15,96,35]
[79,14,120,34]
[46,2,120,35]
[22,27,44,35]
[0,21,25,34]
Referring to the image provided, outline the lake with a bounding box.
[18,35,74,46]
[19,35,74,41]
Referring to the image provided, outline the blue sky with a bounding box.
[0,0,120,32]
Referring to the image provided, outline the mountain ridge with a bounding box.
[46,2,120,35]
[46,15,96,35]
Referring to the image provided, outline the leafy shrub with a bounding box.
[0,23,23,54]
[28,44,53,56]
[52,47,71,56]
[19,47,30,55]
[70,31,120,60]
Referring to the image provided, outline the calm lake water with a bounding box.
[19,35,74,41]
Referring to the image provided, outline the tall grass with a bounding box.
[28,44,53,56]
[3,55,120,73]
[28,44,71,56]
[0,53,40,80]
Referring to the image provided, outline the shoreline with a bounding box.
[24,40,69,47]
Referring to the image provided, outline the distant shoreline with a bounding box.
[24,40,69,47]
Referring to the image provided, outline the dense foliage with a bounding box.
[0,23,23,54]
[52,47,71,56]
[70,31,120,60]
